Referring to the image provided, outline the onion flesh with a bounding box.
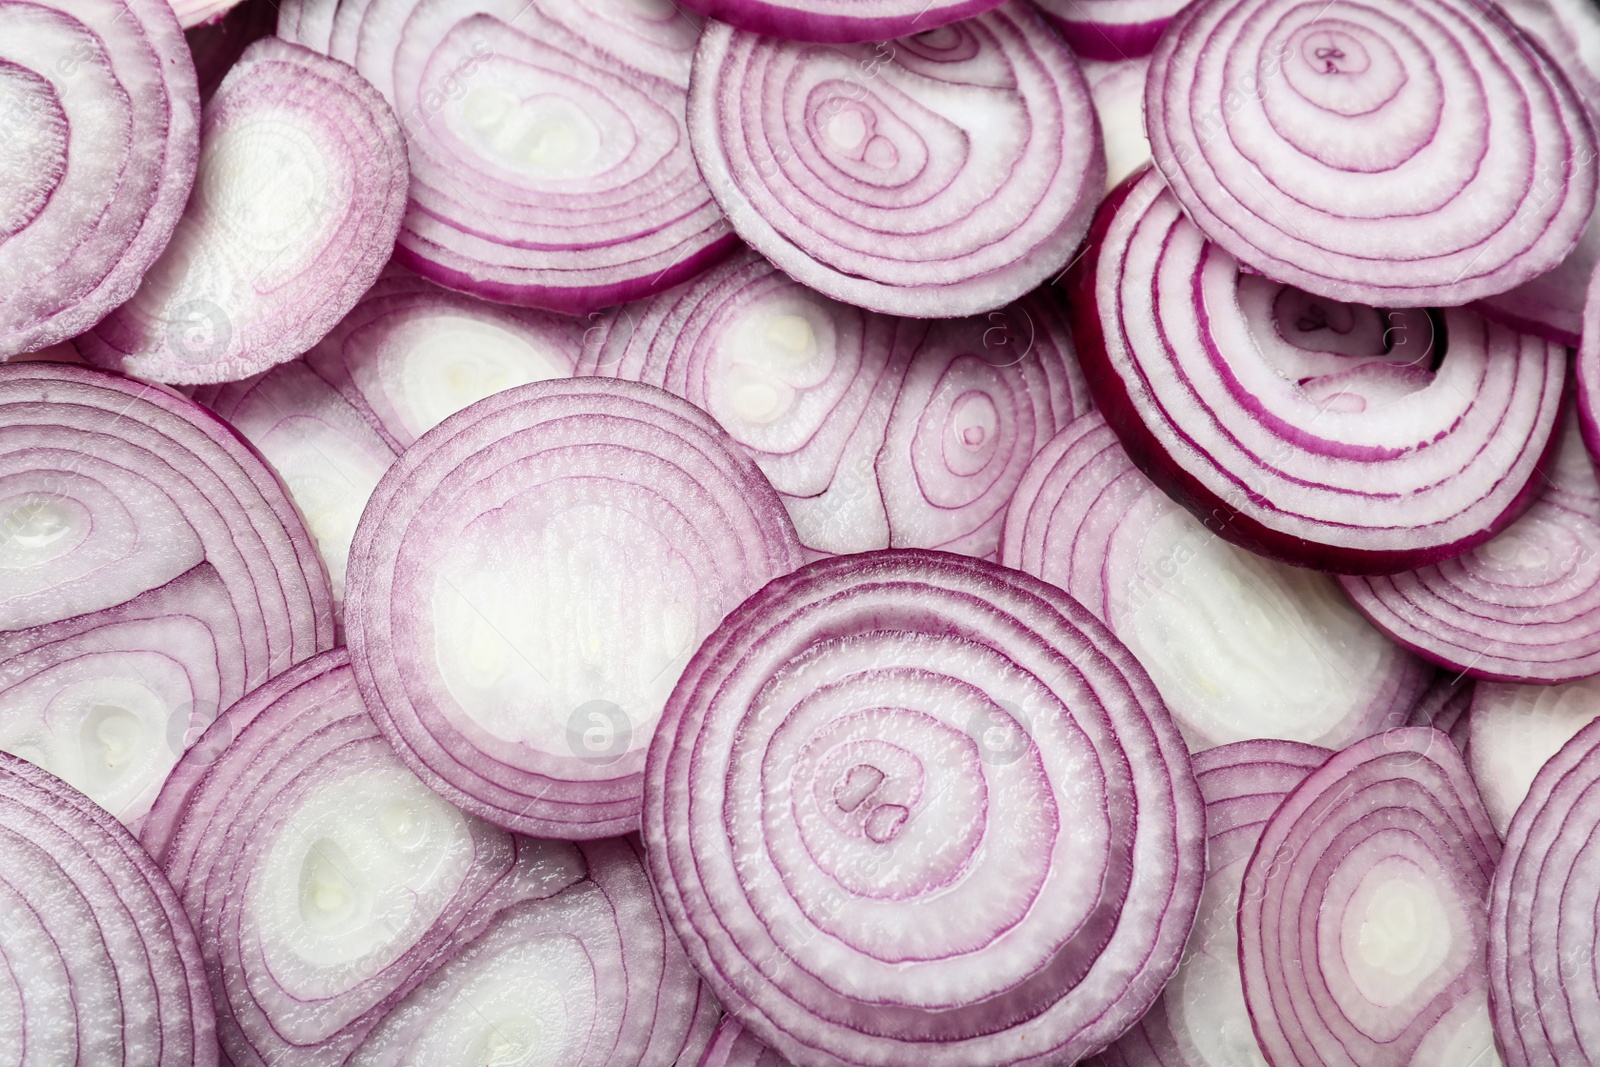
[1033,0,1188,61]
[1468,674,1600,837]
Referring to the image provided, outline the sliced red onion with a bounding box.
[349,835,717,1066]
[303,267,587,452]
[700,1017,792,1067]
[584,250,1090,557]
[1239,728,1502,1067]
[323,0,735,314]
[1033,0,1187,61]
[1144,0,1598,307]
[1089,739,1331,1067]
[0,753,215,1066]
[184,0,279,100]
[0,363,333,823]
[1576,264,1600,460]
[688,6,1105,318]
[669,0,1005,42]
[1496,0,1600,105]
[1468,674,1600,838]
[193,362,399,616]
[0,0,198,358]
[346,379,803,838]
[1082,57,1153,191]
[644,550,1205,1067]
[1002,410,1430,751]
[79,38,407,385]
[143,648,601,1065]
[1069,169,1567,574]
[1487,713,1600,1066]
[1408,673,1475,756]
[277,0,334,53]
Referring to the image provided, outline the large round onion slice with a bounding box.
[0,753,216,1066]
[1468,674,1600,837]
[1090,739,1331,1067]
[0,0,198,358]
[346,378,803,839]
[0,363,333,824]
[687,6,1105,318]
[1239,728,1502,1067]
[669,0,1004,42]
[1488,714,1600,1066]
[1033,0,1188,61]
[1144,0,1598,307]
[349,835,718,1066]
[79,38,408,385]
[304,267,588,452]
[320,0,734,314]
[1069,169,1566,574]
[700,1018,791,1067]
[582,249,1090,558]
[1003,411,1430,751]
[644,550,1204,1067]
[1341,410,1600,683]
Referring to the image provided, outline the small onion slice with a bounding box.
[700,1017,791,1067]
[1468,674,1600,837]
[582,249,1090,558]
[669,0,1005,42]
[0,753,216,1066]
[1239,728,1502,1067]
[1069,169,1566,574]
[644,550,1204,1067]
[80,38,408,385]
[1002,410,1430,751]
[1033,0,1188,61]
[1145,0,1598,307]
[346,379,803,838]
[0,0,198,358]
[1089,739,1332,1067]
[688,6,1105,317]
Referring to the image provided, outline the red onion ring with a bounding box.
[669,0,1005,42]
[1033,0,1188,61]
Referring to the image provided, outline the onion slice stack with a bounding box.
[0,363,333,824]
[644,550,1204,1067]
[699,1018,792,1067]
[0,0,199,358]
[583,250,1091,558]
[1090,739,1331,1067]
[1488,714,1600,1065]
[0,753,216,1066]
[1145,0,1598,307]
[688,6,1105,317]
[669,0,1005,41]
[346,378,803,838]
[1467,674,1600,837]
[80,38,408,384]
[1002,411,1429,751]
[1239,728,1502,1067]
[1033,0,1189,61]
[1069,169,1566,573]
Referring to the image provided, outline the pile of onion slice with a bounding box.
[688,6,1104,318]
[699,1018,791,1067]
[583,249,1091,557]
[0,0,198,359]
[1070,169,1567,573]
[1090,739,1331,1067]
[346,378,802,838]
[1033,0,1188,61]
[1145,0,1598,307]
[0,363,332,824]
[1239,728,1501,1067]
[1468,674,1600,836]
[1002,411,1429,751]
[669,0,1004,42]
[80,38,408,384]
[645,550,1203,1067]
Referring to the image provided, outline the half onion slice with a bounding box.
[346,378,803,838]
[687,6,1104,317]
[1239,728,1502,1067]
[644,549,1204,1067]
[1069,169,1566,574]
[1033,0,1188,61]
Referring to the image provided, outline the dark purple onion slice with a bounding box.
[0,0,198,358]
[79,38,408,385]
[1068,169,1566,574]
[1144,0,1598,307]
[669,0,1004,42]
[1468,675,1600,837]
[348,835,717,1066]
[0,753,216,1066]
[1239,728,1502,1067]
[0,363,333,822]
[1487,714,1600,1066]
[644,550,1204,1067]
[1089,739,1331,1067]
[303,267,588,452]
[1033,0,1187,61]
[1082,56,1152,191]
[1002,411,1430,751]
[184,0,279,100]
[688,6,1105,318]
[582,250,1090,558]
[346,378,803,839]
[699,1017,791,1067]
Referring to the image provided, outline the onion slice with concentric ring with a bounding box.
[644,549,1204,1067]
